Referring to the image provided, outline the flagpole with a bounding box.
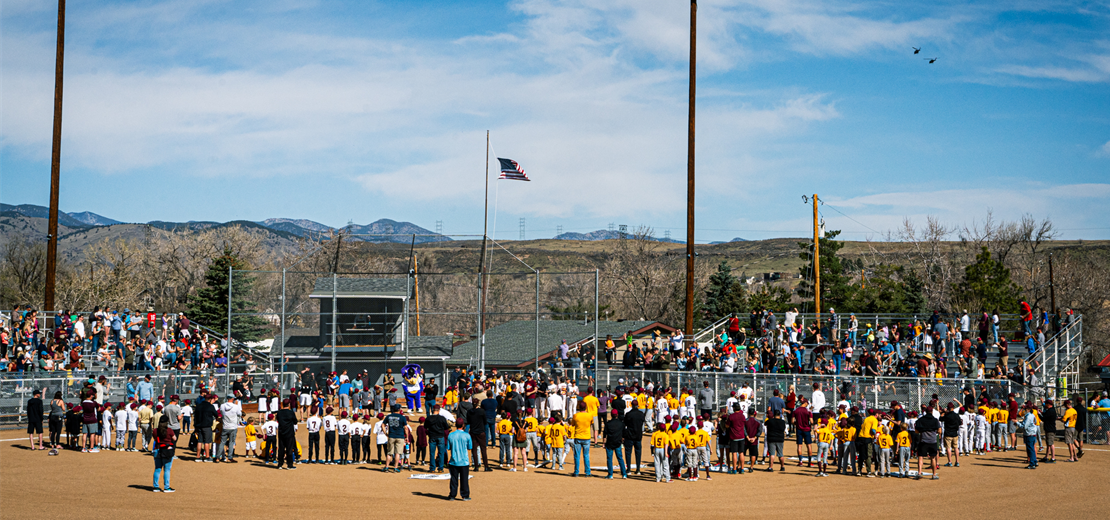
[478,130,490,374]
[684,0,697,344]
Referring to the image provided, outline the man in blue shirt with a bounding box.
[137,375,154,402]
[384,405,408,473]
[447,419,472,500]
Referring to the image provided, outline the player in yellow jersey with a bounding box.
[995,405,1010,451]
[495,414,513,468]
[1061,400,1080,462]
[877,424,894,477]
[650,424,671,482]
[545,417,568,470]
[815,421,835,477]
[896,427,912,477]
[835,419,857,474]
[694,421,713,480]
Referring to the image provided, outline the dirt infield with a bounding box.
[1,428,1105,520]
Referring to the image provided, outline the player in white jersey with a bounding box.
[305,407,322,463]
[656,392,670,424]
[322,407,338,464]
[337,411,351,464]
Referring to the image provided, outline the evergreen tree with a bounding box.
[704,261,747,322]
[847,264,926,314]
[747,285,792,312]
[186,246,268,341]
[952,247,1022,315]
[796,229,857,310]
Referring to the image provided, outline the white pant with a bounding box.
[654,448,669,481]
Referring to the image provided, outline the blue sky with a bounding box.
[3,0,1109,241]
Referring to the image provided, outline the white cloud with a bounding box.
[818,184,1110,239]
[1099,141,1110,157]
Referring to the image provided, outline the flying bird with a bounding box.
[926,57,937,63]
[913,47,921,54]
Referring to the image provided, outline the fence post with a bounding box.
[330,274,337,374]
[714,372,719,411]
[873,377,878,408]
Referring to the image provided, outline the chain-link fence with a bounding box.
[0,370,290,429]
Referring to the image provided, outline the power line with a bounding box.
[818,201,884,236]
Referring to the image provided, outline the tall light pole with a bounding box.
[44,0,67,313]
[684,0,697,341]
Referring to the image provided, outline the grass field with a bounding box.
[2,415,1105,519]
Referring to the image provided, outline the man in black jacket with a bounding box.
[275,399,298,470]
[194,395,218,462]
[1041,400,1058,463]
[27,389,44,450]
[604,410,627,479]
[466,398,490,472]
[622,405,646,474]
[425,405,449,472]
[424,381,440,417]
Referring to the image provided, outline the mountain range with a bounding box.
[0,203,446,244]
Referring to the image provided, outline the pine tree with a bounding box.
[952,247,1022,315]
[796,229,856,310]
[704,261,746,322]
[186,246,268,341]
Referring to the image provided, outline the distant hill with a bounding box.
[67,211,122,226]
[1,203,96,228]
[0,203,449,245]
[709,237,748,244]
[554,229,682,243]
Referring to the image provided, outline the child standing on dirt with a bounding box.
[305,407,321,463]
[337,410,351,464]
[244,417,259,459]
[322,407,337,464]
[351,414,363,463]
[262,414,278,463]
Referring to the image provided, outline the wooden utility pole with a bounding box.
[684,0,697,341]
[813,194,821,324]
[44,0,67,313]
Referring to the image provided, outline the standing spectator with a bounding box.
[384,404,408,473]
[275,399,298,470]
[570,401,593,477]
[941,403,961,467]
[193,394,217,462]
[446,419,472,501]
[603,409,627,479]
[151,415,176,492]
[622,402,646,474]
[137,375,154,403]
[466,398,490,472]
[425,405,449,472]
[793,398,813,466]
[81,391,99,453]
[764,409,787,472]
[163,396,182,448]
[216,395,241,462]
[1021,404,1040,469]
[915,407,941,480]
[26,389,44,450]
[697,381,714,419]
[808,383,825,414]
[49,391,65,449]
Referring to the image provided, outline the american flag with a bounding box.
[497,158,530,181]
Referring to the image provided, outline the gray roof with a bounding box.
[405,335,452,359]
[271,328,448,359]
[449,320,667,367]
[309,277,410,298]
